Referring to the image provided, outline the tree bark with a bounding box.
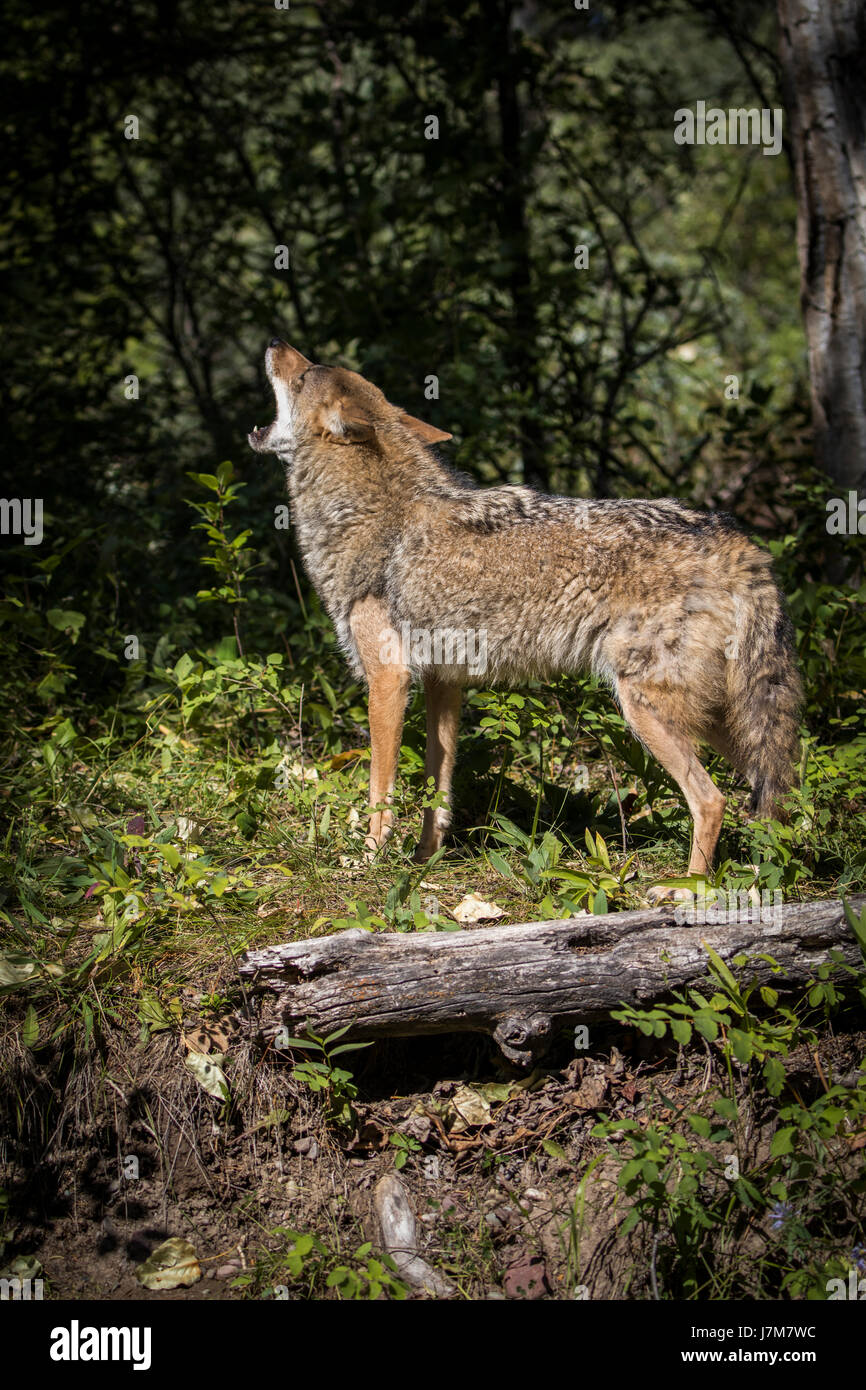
[778,0,866,502]
[483,0,549,493]
[239,894,864,1067]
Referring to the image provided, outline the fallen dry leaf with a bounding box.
[185,1051,229,1100]
[329,749,368,770]
[449,1084,494,1130]
[450,892,505,924]
[569,1074,609,1110]
[136,1238,201,1290]
[287,761,318,782]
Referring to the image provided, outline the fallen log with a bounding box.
[238,894,865,1066]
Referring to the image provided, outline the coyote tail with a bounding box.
[725,583,803,820]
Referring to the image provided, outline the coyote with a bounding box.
[249,341,802,899]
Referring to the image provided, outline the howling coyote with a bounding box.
[249,341,802,901]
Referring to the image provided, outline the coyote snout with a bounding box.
[248,339,450,458]
[250,342,802,903]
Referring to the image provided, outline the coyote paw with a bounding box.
[413,841,441,864]
[364,831,391,861]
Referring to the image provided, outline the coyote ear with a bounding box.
[316,399,376,444]
[397,412,452,445]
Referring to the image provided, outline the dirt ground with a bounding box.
[2,980,864,1302]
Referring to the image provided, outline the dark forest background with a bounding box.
[2,0,843,646]
[2,0,865,847]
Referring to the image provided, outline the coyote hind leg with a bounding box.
[618,681,726,902]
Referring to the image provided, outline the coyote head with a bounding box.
[248,341,451,459]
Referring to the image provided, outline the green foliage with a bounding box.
[486,815,634,916]
[592,946,866,1299]
[389,1131,423,1171]
[234,1228,407,1301]
[279,1025,372,1130]
[187,462,257,620]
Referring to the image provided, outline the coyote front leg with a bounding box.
[349,597,410,853]
[416,676,462,861]
[365,667,411,850]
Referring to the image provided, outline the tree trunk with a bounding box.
[239,895,864,1067]
[483,0,549,493]
[778,0,866,506]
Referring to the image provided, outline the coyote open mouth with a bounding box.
[247,422,273,449]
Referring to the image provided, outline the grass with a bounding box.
[2,471,866,1298]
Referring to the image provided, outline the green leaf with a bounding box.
[703,942,738,994]
[670,1019,692,1045]
[488,850,513,879]
[770,1125,796,1157]
[618,1159,643,1187]
[186,471,220,492]
[21,1004,39,1047]
[541,1139,568,1160]
[728,1027,753,1064]
[46,608,86,636]
[694,1012,718,1042]
[323,1023,354,1045]
[842,897,866,956]
[712,1096,738,1123]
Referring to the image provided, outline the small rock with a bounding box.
[374,1173,456,1298]
[216,1262,241,1280]
[504,1254,551,1300]
[293,1136,319,1159]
